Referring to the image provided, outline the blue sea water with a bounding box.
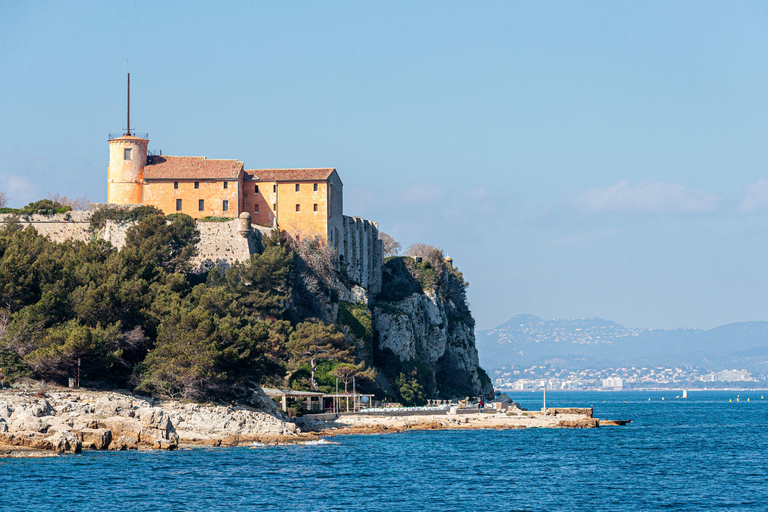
[2,390,767,511]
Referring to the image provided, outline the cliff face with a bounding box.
[369,257,493,399]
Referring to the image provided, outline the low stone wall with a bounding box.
[0,212,91,243]
[352,409,449,417]
[547,407,593,417]
[294,413,339,424]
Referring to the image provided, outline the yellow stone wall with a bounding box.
[274,181,329,240]
[241,180,277,227]
[142,179,240,218]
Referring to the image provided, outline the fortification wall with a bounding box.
[193,220,260,271]
[0,211,256,272]
[0,211,383,289]
[340,215,383,295]
[0,212,92,243]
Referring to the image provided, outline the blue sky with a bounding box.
[2,1,768,330]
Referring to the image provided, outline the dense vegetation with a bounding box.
[0,211,487,405]
[0,212,367,402]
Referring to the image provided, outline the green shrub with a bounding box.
[89,205,164,232]
[12,199,72,216]
[338,303,372,342]
[0,349,33,382]
[198,216,231,222]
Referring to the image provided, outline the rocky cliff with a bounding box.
[369,256,493,399]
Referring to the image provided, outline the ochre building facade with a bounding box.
[106,134,344,245]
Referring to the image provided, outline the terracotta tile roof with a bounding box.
[144,156,244,180]
[244,168,336,182]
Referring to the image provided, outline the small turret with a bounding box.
[238,212,252,238]
[444,255,453,268]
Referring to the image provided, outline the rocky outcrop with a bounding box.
[0,387,301,455]
[373,290,492,397]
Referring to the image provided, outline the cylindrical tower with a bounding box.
[107,135,147,204]
[238,212,252,238]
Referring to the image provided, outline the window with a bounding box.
[254,204,259,213]
[295,204,300,212]
[223,181,228,189]
[176,199,182,211]
[222,200,229,211]
[313,183,318,192]
[313,203,318,212]
[198,199,204,211]
[295,184,300,192]
[273,185,276,193]
[273,203,276,211]
[194,182,199,189]
[174,181,178,189]
[124,148,132,160]
[255,185,259,193]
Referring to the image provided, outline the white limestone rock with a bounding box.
[46,430,81,454]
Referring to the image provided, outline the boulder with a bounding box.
[77,428,112,450]
[102,416,143,443]
[72,418,100,431]
[153,438,178,450]
[0,404,13,420]
[108,435,138,451]
[45,417,74,434]
[10,411,49,433]
[29,400,53,417]
[137,407,172,432]
[46,431,81,454]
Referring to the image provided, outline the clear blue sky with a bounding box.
[2,1,768,330]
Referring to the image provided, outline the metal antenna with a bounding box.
[126,72,131,136]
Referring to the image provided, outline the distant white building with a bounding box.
[513,379,535,390]
[706,369,753,382]
[602,377,624,389]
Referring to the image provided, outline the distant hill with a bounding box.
[477,315,768,371]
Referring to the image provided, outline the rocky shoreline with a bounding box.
[0,387,600,458]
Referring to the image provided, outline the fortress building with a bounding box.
[103,75,381,291]
[107,134,344,245]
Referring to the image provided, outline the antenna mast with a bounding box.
[126,72,131,136]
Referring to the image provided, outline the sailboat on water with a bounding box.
[682,389,688,398]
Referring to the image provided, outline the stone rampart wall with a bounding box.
[193,220,260,271]
[0,211,383,286]
[0,211,256,272]
[0,212,92,243]
[340,216,383,295]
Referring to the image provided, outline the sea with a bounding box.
[2,390,766,511]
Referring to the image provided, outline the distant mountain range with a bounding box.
[476,314,768,372]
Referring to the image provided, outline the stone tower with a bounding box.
[107,134,147,204]
[107,72,147,205]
